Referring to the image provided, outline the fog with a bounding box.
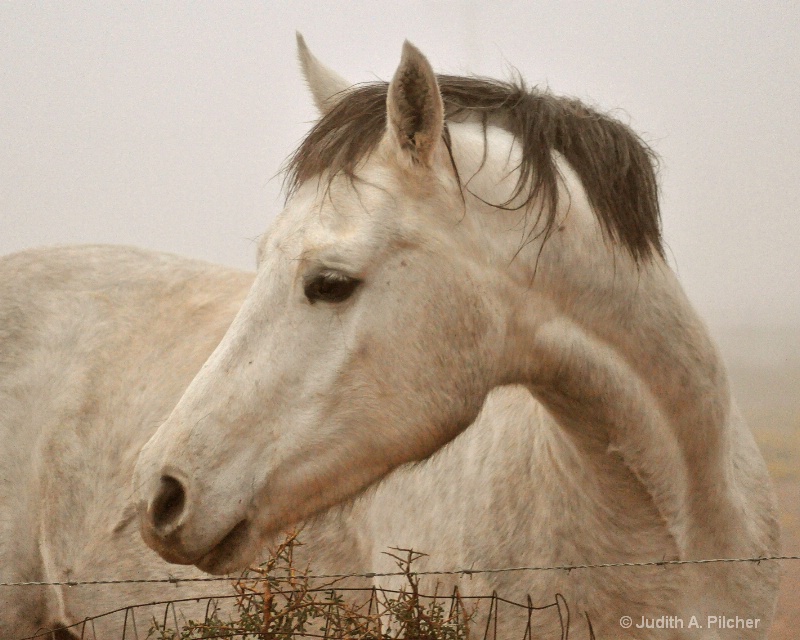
[2,2,798,332]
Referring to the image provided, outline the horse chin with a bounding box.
[194,518,256,575]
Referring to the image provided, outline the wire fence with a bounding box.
[20,588,581,640]
[7,551,798,640]
[3,553,798,588]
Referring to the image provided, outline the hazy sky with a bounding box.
[1,2,798,329]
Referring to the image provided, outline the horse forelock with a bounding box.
[284,75,663,262]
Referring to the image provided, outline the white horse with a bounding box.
[1,37,779,638]
[131,37,781,638]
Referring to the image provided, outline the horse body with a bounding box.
[0,246,247,635]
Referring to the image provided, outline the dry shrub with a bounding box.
[148,533,474,640]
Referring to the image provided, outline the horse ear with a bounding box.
[296,33,352,115]
[386,41,444,168]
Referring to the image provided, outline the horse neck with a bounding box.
[486,167,738,559]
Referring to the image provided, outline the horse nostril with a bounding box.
[150,475,187,535]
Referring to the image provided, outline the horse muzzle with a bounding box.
[135,458,259,574]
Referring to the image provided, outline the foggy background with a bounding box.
[3,4,800,631]
[1,2,798,335]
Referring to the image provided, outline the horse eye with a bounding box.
[304,270,362,304]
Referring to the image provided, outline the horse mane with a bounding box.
[285,75,663,261]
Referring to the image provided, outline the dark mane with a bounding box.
[285,75,663,261]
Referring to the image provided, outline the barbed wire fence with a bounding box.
[5,550,798,640]
[4,553,798,588]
